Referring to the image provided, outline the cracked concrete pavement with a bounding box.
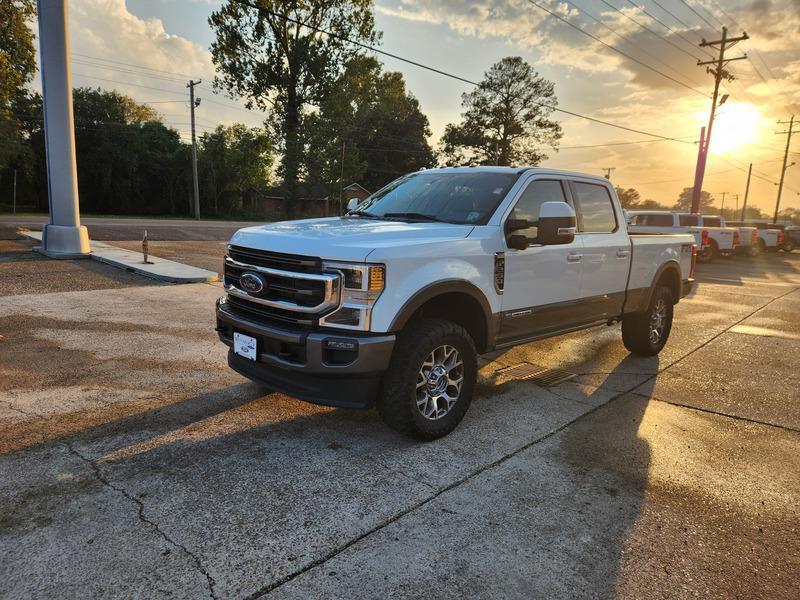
[1,232,799,598]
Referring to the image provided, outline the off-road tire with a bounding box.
[783,239,795,253]
[377,318,477,440]
[622,285,674,356]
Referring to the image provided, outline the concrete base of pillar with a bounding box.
[35,224,92,258]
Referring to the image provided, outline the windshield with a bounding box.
[352,172,519,225]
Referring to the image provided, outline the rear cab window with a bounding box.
[571,181,617,233]
[630,213,673,227]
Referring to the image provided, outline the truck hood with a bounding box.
[229,217,475,262]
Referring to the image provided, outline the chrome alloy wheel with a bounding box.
[649,298,668,345]
[416,345,464,420]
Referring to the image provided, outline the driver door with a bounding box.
[498,178,584,344]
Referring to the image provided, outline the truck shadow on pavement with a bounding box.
[2,335,660,597]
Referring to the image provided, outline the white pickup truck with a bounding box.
[727,220,783,253]
[217,167,695,439]
[701,216,759,257]
[627,211,735,263]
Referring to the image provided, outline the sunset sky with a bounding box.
[41,0,800,215]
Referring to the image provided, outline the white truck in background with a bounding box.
[627,211,716,263]
[727,220,783,253]
[217,167,695,439]
[678,213,737,259]
[702,216,759,257]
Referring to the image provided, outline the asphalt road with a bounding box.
[1,236,798,599]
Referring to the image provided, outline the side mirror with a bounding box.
[504,218,532,251]
[346,198,359,212]
[537,201,576,245]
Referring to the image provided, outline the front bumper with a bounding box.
[216,300,395,409]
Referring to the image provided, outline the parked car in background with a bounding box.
[727,221,782,253]
[627,210,715,263]
[702,216,758,257]
[783,226,799,252]
[217,167,696,439]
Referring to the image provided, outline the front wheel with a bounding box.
[783,239,796,253]
[377,318,477,440]
[621,285,674,356]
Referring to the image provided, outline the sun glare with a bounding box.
[698,102,764,154]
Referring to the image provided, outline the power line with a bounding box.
[228,0,700,144]
[522,0,709,96]
[556,0,706,89]
[676,0,717,29]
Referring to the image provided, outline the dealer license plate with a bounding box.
[233,332,257,361]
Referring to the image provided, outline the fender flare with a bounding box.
[388,279,495,349]
[645,260,682,307]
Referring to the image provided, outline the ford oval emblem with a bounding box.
[240,272,265,294]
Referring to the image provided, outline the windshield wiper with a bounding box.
[382,212,447,223]
[346,210,380,219]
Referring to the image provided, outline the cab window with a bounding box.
[509,179,568,241]
[631,214,673,226]
[703,217,722,227]
[679,214,699,226]
[573,182,617,232]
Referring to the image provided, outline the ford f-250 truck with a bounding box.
[216,167,696,439]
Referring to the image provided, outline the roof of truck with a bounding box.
[417,166,611,184]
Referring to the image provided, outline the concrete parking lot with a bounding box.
[1,227,798,598]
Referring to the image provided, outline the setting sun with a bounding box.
[699,102,765,154]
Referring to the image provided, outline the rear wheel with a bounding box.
[377,318,477,440]
[747,242,761,257]
[697,244,714,263]
[622,285,674,356]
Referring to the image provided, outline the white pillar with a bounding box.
[37,0,90,257]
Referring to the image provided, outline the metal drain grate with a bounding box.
[495,362,576,386]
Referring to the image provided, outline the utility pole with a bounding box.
[187,79,202,220]
[774,115,796,223]
[719,191,727,215]
[692,27,749,213]
[733,193,739,219]
[741,163,752,220]
[603,167,615,180]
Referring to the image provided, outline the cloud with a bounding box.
[58,0,264,138]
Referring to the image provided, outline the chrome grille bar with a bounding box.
[224,256,341,314]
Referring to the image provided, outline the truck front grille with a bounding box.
[228,245,322,273]
[223,247,340,328]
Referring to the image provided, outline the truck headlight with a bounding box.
[320,262,385,331]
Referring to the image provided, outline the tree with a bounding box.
[199,124,274,216]
[440,57,562,166]
[673,187,715,212]
[209,0,377,215]
[637,199,670,210]
[303,55,435,199]
[615,186,641,209]
[0,0,37,168]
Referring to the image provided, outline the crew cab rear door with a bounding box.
[497,177,584,344]
[569,179,632,322]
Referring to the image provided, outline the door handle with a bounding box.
[616,249,630,258]
[567,253,583,263]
